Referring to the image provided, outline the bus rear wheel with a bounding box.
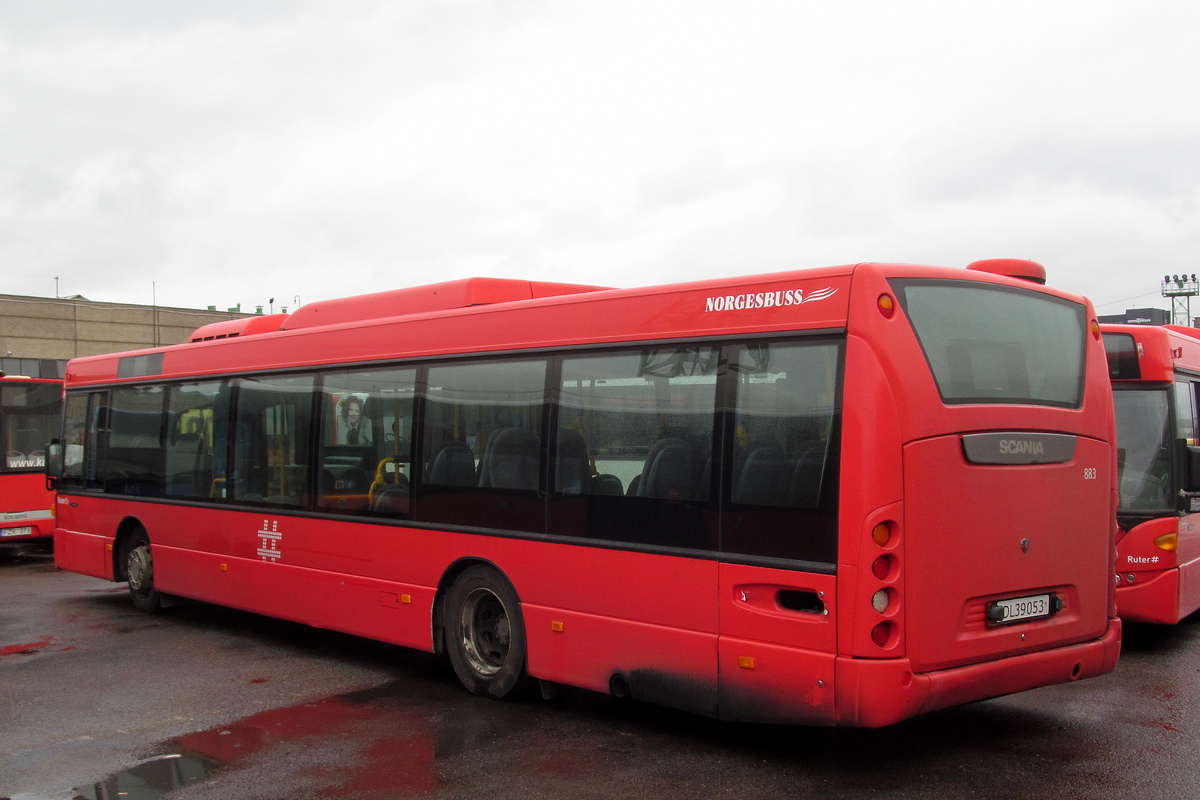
[445,565,530,699]
[124,531,163,614]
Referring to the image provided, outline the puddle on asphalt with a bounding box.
[69,689,439,799]
[71,753,214,800]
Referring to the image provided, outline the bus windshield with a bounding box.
[2,381,61,471]
[890,279,1086,407]
[1112,385,1174,512]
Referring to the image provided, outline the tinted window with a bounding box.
[104,385,165,496]
[416,359,546,532]
[1103,333,1141,379]
[892,280,1086,407]
[1,382,61,472]
[230,376,315,507]
[61,391,104,490]
[551,347,720,550]
[165,381,228,500]
[317,367,416,516]
[1113,386,1173,512]
[721,340,842,564]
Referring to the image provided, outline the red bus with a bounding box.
[1103,323,1200,623]
[48,261,1120,726]
[1,374,61,550]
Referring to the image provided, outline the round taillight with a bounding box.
[871,588,890,613]
[878,294,895,318]
[872,555,892,581]
[871,622,893,647]
[872,522,891,546]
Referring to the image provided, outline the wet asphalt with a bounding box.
[2,548,1199,800]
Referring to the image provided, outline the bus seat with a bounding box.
[734,443,788,505]
[638,438,698,501]
[426,441,476,486]
[787,445,826,508]
[478,428,539,490]
[591,474,624,495]
[373,480,410,516]
[555,429,591,494]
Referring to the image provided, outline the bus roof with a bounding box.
[64,261,1086,386]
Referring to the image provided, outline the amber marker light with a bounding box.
[1155,532,1179,551]
[878,294,896,318]
[1090,319,1101,340]
[872,522,892,546]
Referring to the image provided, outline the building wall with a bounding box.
[0,294,253,376]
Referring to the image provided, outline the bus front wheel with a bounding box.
[445,565,530,699]
[124,531,163,614]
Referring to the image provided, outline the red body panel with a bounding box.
[0,472,55,543]
[1115,515,1200,624]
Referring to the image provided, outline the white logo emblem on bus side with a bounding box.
[258,519,282,562]
[703,287,838,313]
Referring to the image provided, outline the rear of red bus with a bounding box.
[831,263,1120,726]
[0,377,61,549]
[1102,324,1200,624]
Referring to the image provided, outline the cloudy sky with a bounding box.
[3,1,1198,318]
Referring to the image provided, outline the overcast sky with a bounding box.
[3,1,1198,318]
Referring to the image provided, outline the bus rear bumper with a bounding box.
[835,617,1122,727]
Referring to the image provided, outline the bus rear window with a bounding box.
[890,279,1086,407]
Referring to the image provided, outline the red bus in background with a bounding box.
[48,261,1120,726]
[1103,323,1200,624]
[1,374,61,550]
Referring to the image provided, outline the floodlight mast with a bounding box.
[1161,274,1199,326]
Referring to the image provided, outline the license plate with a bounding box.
[1,526,32,538]
[987,593,1054,625]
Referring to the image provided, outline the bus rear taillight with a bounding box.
[871,588,892,613]
[869,520,901,651]
[871,621,895,647]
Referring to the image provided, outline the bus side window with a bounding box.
[552,347,720,549]
[415,358,547,532]
[722,339,843,565]
[164,381,226,500]
[316,367,416,516]
[230,376,315,507]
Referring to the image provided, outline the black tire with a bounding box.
[444,565,531,699]
[124,530,163,614]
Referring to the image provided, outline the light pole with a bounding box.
[1161,274,1199,326]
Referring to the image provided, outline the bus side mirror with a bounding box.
[45,440,62,492]
[1186,446,1200,494]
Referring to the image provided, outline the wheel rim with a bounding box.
[459,587,510,677]
[128,544,153,596]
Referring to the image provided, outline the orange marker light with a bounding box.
[872,522,891,546]
[878,294,895,318]
[1155,532,1178,552]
